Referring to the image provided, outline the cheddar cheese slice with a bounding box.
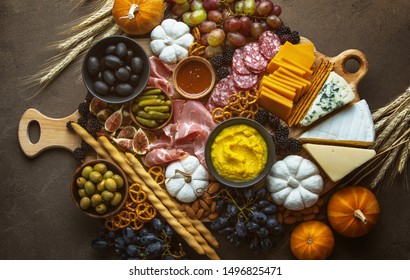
[303,144,376,182]
[258,90,293,120]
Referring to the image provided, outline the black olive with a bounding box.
[130,74,139,86]
[115,83,133,96]
[87,56,100,76]
[131,57,143,74]
[105,45,116,55]
[126,49,134,64]
[102,70,116,86]
[104,55,122,69]
[115,42,127,58]
[116,67,130,82]
[93,81,109,95]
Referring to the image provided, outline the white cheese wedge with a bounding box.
[300,71,355,127]
[299,100,375,147]
[303,144,376,182]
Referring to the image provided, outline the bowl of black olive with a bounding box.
[82,35,150,104]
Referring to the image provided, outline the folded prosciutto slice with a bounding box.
[145,148,189,167]
[146,100,216,167]
[147,56,175,97]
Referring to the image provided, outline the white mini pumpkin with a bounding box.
[267,155,323,211]
[150,19,194,64]
[165,155,209,203]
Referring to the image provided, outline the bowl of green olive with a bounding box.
[70,159,128,219]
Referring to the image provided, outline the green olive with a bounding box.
[93,163,107,174]
[79,197,91,210]
[102,170,114,179]
[110,192,123,207]
[76,177,87,188]
[101,190,114,202]
[111,174,124,189]
[95,203,107,214]
[105,178,117,192]
[96,180,106,193]
[81,166,93,179]
[84,181,96,195]
[89,171,103,183]
[78,188,87,198]
[91,194,102,207]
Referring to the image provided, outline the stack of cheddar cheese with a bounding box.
[258,42,316,120]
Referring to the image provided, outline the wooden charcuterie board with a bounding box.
[18,37,368,194]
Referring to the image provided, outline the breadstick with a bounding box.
[98,136,204,255]
[71,122,113,161]
[125,152,220,259]
[187,217,219,248]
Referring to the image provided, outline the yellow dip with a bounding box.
[211,124,268,181]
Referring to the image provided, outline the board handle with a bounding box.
[329,49,368,86]
[18,108,82,158]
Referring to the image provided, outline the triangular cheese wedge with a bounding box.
[300,100,375,147]
[300,71,355,127]
[303,144,376,182]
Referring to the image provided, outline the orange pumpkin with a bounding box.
[327,186,380,238]
[290,221,335,260]
[112,0,164,35]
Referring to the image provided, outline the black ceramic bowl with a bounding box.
[205,118,276,188]
[82,35,150,104]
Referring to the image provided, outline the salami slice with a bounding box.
[206,75,236,111]
[258,31,281,60]
[243,42,268,73]
[232,47,250,75]
[232,71,258,90]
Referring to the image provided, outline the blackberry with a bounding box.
[85,91,93,103]
[86,115,103,135]
[279,34,292,44]
[77,117,87,128]
[222,47,235,65]
[73,147,86,161]
[276,25,291,36]
[210,53,224,68]
[78,102,90,116]
[254,109,269,125]
[288,31,300,44]
[267,113,280,129]
[81,140,93,153]
[216,66,230,81]
[275,125,289,145]
[66,121,74,132]
[286,138,302,153]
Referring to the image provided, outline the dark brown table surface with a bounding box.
[1,0,409,260]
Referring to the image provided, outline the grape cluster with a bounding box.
[170,0,284,57]
[210,187,284,253]
[91,217,187,260]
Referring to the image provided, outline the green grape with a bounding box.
[190,0,203,11]
[204,45,223,58]
[207,28,226,47]
[172,0,188,4]
[189,9,207,25]
[243,0,257,15]
[235,1,245,13]
[182,12,196,27]
[172,2,190,17]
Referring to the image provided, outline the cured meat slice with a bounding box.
[232,71,258,90]
[145,148,189,167]
[206,75,237,112]
[258,31,281,60]
[243,42,268,73]
[232,47,251,75]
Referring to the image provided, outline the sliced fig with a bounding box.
[96,108,113,123]
[121,110,133,127]
[117,126,138,139]
[113,138,133,153]
[89,97,108,115]
[104,106,123,132]
[144,130,158,144]
[132,128,149,155]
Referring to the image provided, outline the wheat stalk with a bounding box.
[58,17,113,51]
[399,141,410,174]
[372,87,410,121]
[69,0,114,32]
[373,108,409,150]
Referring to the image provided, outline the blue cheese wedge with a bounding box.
[300,100,375,147]
[300,71,355,127]
[303,144,376,182]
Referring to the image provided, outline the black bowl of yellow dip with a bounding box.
[205,118,276,188]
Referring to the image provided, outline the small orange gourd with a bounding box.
[327,186,380,238]
[290,221,335,260]
[112,0,164,35]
